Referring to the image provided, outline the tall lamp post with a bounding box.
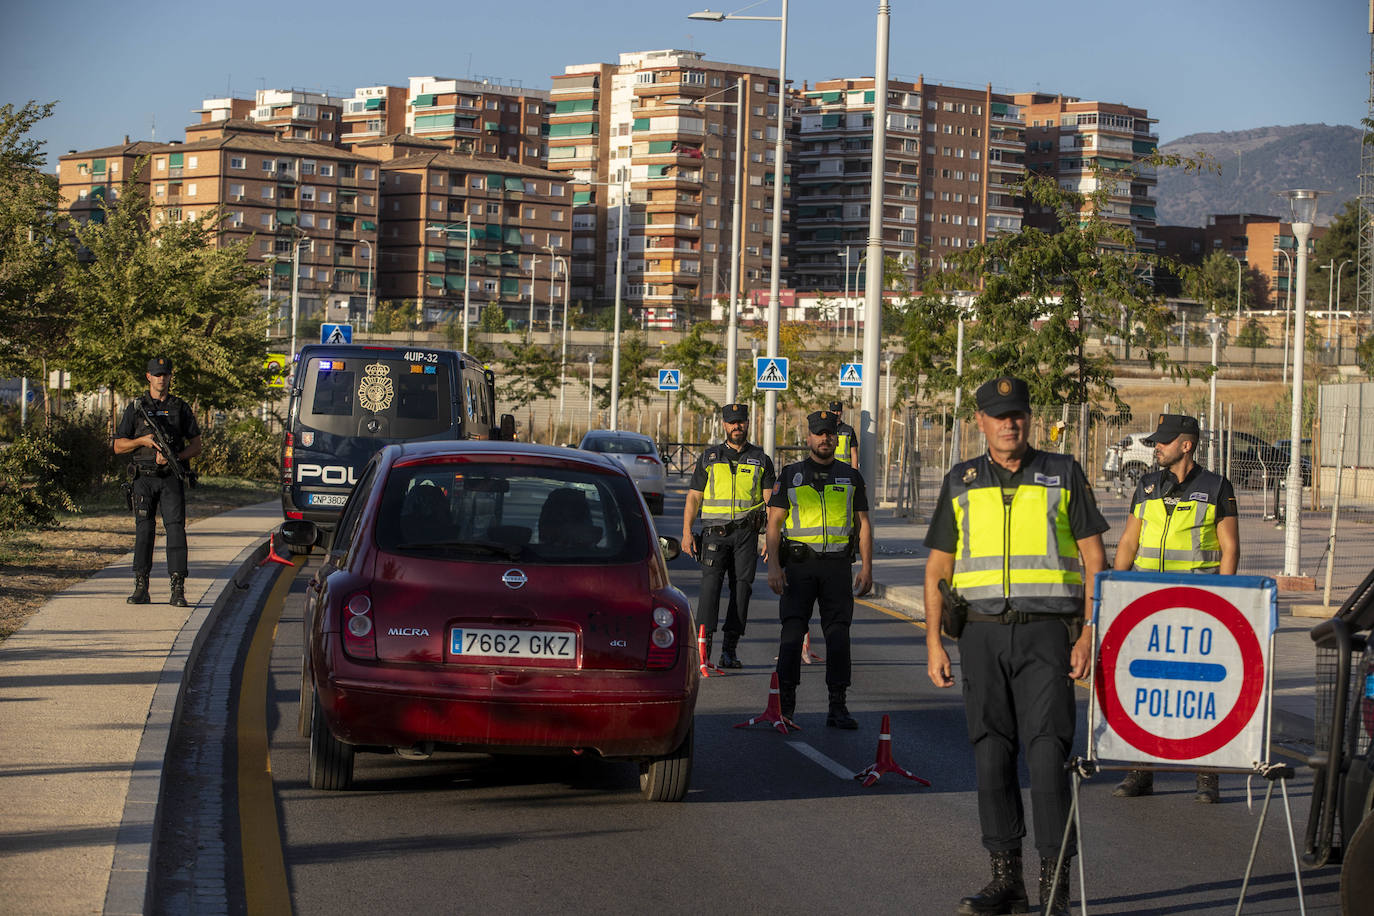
[426,216,474,351]
[526,255,541,332]
[1227,254,1245,339]
[859,0,891,493]
[1280,188,1321,578]
[551,255,570,426]
[667,77,747,402]
[1277,246,1294,385]
[1208,317,1222,472]
[287,233,311,364]
[586,352,596,432]
[358,238,376,332]
[690,1,788,460]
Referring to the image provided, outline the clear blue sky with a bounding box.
[5,0,1369,168]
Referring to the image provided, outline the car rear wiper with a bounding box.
[396,539,522,558]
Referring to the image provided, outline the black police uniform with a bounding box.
[770,454,868,702]
[115,393,200,585]
[828,401,858,465]
[687,439,776,659]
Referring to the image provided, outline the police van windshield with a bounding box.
[299,356,453,440]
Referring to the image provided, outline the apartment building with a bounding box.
[548,50,791,327]
[1203,213,1327,309]
[1017,93,1158,250]
[790,78,1025,292]
[60,123,382,323]
[197,89,345,144]
[377,152,572,326]
[339,86,410,147]
[57,139,162,222]
[403,77,548,167]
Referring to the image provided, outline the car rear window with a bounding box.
[585,436,654,456]
[299,357,452,440]
[374,461,649,564]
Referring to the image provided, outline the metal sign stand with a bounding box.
[1060,584,1308,915]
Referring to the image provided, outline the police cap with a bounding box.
[975,376,1030,416]
[827,399,844,413]
[807,410,839,434]
[721,402,749,422]
[1143,413,1201,445]
[146,356,172,376]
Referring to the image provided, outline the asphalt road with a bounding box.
[175,485,1345,915]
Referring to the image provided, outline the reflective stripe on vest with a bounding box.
[785,481,854,552]
[835,431,854,464]
[701,455,764,519]
[949,453,1082,616]
[1132,473,1223,572]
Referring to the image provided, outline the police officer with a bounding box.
[828,399,859,466]
[113,357,202,607]
[1111,413,1239,804]
[923,376,1106,916]
[682,402,776,668]
[765,409,873,728]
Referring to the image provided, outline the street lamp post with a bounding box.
[527,255,541,332]
[690,1,788,460]
[840,247,851,337]
[586,353,596,433]
[358,238,376,332]
[426,217,474,351]
[1228,254,1245,339]
[1208,317,1221,472]
[859,0,892,492]
[552,255,570,427]
[288,234,311,364]
[1280,189,1322,578]
[1277,247,1294,385]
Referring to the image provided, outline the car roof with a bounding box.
[582,429,652,441]
[389,438,624,473]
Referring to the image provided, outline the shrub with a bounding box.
[197,417,279,480]
[48,412,121,497]
[0,425,80,529]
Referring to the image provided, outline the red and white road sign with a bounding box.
[1090,572,1277,770]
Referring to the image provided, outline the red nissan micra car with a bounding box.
[288,440,698,801]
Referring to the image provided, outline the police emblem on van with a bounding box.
[359,363,394,412]
[301,431,315,447]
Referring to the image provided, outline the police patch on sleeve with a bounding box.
[1143,483,1155,495]
[962,466,978,483]
[792,471,804,486]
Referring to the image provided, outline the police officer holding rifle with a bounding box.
[113,357,202,607]
[923,376,1107,916]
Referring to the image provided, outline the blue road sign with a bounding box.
[839,362,863,388]
[658,369,681,391]
[755,357,789,390]
[321,323,353,345]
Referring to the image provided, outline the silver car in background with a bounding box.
[578,430,667,515]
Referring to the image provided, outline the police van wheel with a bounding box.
[639,727,692,802]
[1341,808,1374,912]
[308,693,354,790]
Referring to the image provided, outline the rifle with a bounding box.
[136,399,197,488]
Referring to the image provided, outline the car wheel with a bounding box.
[648,494,664,515]
[1341,807,1374,913]
[1122,462,1147,484]
[308,692,354,790]
[297,656,313,738]
[639,726,693,802]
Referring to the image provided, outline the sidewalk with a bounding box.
[0,501,279,916]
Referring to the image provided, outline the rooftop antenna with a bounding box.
[467,53,473,80]
[150,114,156,140]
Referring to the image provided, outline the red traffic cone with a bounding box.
[734,671,800,735]
[697,624,723,677]
[260,532,295,568]
[855,715,930,787]
[801,629,823,664]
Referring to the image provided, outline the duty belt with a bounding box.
[703,516,754,537]
[969,609,1072,625]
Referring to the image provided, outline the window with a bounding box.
[524,207,536,219]
[301,186,315,201]
[302,160,316,175]
[229,183,245,199]
[320,163,333,177]
[487,202,500,215]
[552,211,564,221]
[186,183,197,197]
[362,167,375,180]
[301,213,315,228]
[229,156,246,170]
[261,186,275,199]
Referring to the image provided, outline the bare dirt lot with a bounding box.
[0,478,275,640]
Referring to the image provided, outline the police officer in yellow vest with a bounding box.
[682,403,777,668]
[766,409,874,729]
[1111,413,1239,804]
[828,399,859,466]
[923,376,1106,916]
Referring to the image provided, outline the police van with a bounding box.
[280,344,513,531]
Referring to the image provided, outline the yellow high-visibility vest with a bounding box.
[949,451,1082,616]
[700,446,766,520]
[1132,469,1223,573]
[783,465,856,553]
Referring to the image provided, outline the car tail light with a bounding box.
[282,432,294,486]
[646,606,677,669]
[342,592,377,660]
[635,455,661,467]
[286,510,304,520]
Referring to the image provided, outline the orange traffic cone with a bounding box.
[734,671,799,735]
[801,630,823,664]
[855,715,930,787]
[261,532,295,568]
[698,625,723,677]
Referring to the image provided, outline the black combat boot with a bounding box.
[825,686,858,730]
[1112,769,1153,797]
[718,633,743,669]
[1195,772,1220,804]
[127,576,150,605]
[956,850,1029,915]
[169,574,188,608]
[778,683,797,721]
[1038,857,1071,916]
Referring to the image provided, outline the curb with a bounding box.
[102,538,271,916]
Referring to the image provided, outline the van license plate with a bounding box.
[450,628,576,661]
[308,492,348,507]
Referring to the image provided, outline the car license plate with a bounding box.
[450,628,576,661]
[308,492,348,507]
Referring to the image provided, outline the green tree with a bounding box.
[369,299,413,333]
[58,175,270,423]
[479,302,506,333]
[0,101,69,385]
[500,337,560,410]
[660,322,722,414]
[1309,198,1360,311]
[891,285,965,407]
[1183,250,1252,316]
[1236,317,1268,350]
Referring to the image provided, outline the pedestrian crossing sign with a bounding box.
[321,323,353,344]
[658,369,681,391]
[839,362,863,388]
[755,357,789,390]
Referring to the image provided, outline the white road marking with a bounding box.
[788,741,857,780]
